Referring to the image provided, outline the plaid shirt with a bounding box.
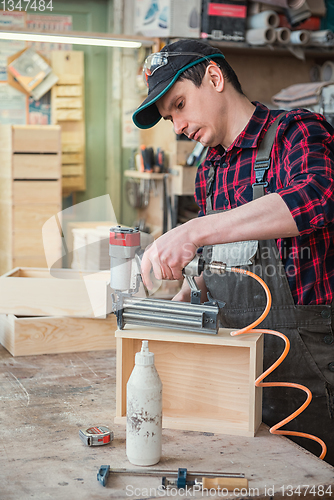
[194,102,334,305]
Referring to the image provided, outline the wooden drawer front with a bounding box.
[12,125,61,153]
[13,230,62,258]
[13,181,61,205]
[13,204,60,231]
[13,154,60,179]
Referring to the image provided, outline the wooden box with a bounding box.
[0,267,111,319]
[0,314,117,356]
[115,325,263,437]
[170,164,198,196]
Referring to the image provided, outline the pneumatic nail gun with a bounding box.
[109,226,224,335]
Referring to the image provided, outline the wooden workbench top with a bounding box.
[0,345,333,499]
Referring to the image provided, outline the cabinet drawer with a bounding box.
[13,180,61,205]
[13,154,60,179]
[13,204,60,231]
[12,125,61,153]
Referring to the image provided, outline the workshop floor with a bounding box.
[0,345,333,499]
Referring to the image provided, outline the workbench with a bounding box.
[0,344,333,499]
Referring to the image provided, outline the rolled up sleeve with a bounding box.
[275,118,334,237]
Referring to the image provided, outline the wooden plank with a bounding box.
[62,175,86,191]
[54,85,82,97]
[0,267,110,318]
[51,50,84,77]
[12,154,61,179]
[61,142,83,153]
[62,165,84,176]
[0,314,117,356]
[12,125,61,153]
[55,109,83,121]
[61,121,85,148]
[62,152,84,164]
[13,180,61,205]
[115,326,263,436]
[55,97,82,109]
[56,75,82,85]
[124,170,167,180]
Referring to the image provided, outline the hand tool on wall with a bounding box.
[155,147,165,172]
[97,465,248,489]
[140,145,154,172]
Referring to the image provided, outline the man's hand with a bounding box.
[141,221,198,289]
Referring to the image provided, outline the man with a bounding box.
[132,39,334,465]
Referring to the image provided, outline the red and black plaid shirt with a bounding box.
[194,102,334,305]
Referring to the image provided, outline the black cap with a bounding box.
[132,39,225,129]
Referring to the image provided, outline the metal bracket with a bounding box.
[185,275,201,305]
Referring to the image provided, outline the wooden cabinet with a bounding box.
[0,125,62,275]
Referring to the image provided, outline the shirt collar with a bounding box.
[206,101,271,161]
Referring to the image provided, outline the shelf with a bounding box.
[124,169,168,180]
[208,40,334,59]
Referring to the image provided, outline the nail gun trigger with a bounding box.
[204,292,226,310]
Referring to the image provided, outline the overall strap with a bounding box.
[205,162,217,213]
[252,112,287,200]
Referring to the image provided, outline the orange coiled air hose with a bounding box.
[228,266,327,460]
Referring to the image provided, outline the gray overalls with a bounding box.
[203,115,334,465]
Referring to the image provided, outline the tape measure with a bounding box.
[79,426,113,446]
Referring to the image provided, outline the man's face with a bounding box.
[156,71,225,147]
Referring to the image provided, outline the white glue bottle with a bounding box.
[126,340,162,466]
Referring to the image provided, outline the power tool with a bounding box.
[109,226,257,335]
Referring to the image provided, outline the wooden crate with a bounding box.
[0,314,117,356]
[0,267,111,319]
[0,124,62,275]
[115,325,263,437]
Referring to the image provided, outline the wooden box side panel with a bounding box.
[0,314,117,356]
[13,180,62,205]
[0,269,109,318]
[0,125,13,275]
[12,125,61,153]
[12,154,61,180]
[117,337,257,434]
[0,315,15,355]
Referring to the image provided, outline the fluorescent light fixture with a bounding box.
[0,30,147,48]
